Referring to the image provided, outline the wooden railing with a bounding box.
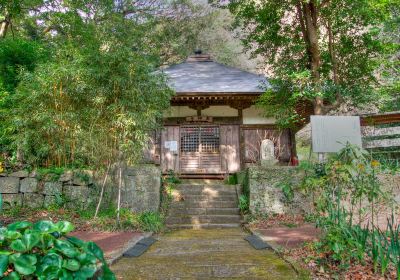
[360,112,400,158]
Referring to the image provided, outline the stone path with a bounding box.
[252,224,321,249]
[71,231,146,263]
[111,228,303,279]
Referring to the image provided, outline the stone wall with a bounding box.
[121,165,161,213]
[0,170,97,209]
[248,166,400,217]
[0,165,162,212]
[248,166,311,215]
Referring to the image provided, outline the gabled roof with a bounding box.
[162,54,269,95]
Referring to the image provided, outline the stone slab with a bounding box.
[44,195,56,207]
[43,181,62,195]
[123,237,157,258]
[9,170,29,178]
[1,194,23,209]
[244,235,271,250]
[0,177,20,193]
[20,177,38,193]
[137,237,156,247]
[123,243,149,258]
[59,171,73,182]
[23,193,44,208]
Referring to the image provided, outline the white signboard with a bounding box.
[164,141,178,152]
[311,116,362,153]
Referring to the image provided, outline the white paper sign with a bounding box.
[169,141,178,152]
[311,116,362,153]
[164,141,178,152]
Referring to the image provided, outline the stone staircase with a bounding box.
[166,182,242,229]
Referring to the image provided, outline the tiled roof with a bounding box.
[162,56,269,94]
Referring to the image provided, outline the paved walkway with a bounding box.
[71,231,145,262]
[253,224,321,249]
[111,228,303,279]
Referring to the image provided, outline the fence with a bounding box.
[360,111,400,166]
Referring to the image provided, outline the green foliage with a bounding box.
[277,181,295,203]
[217,0,399,121]
[0,220,115,279]
[0,38,47,153]
[136,211,164,233]
[238,194,249,214]
[301,144,399,277]
[225,174,238,185]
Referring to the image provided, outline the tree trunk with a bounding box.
[302,2,323,115]
[0,14,10,38]
[116,163,122,227]
[94,163,111,218]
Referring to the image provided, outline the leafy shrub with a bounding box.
[0,220,115,279]
[238,194,249,214]
[302,144,399,278]
[136,212,164,233]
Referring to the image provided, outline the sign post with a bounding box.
[311,116,362,159]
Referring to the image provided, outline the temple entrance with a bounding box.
[180,125,221,173]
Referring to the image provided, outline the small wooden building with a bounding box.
[149,53,292,177]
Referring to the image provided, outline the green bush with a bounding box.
[238,194,249,214]
[136,212,164,233]
[0,220,115,279]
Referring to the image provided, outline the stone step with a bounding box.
[174,184,238,190]
[170,200,238,208]
[172,194,238,202]
[168,207,240,216]
[173,190,237,196]
[166,223,241,229]
[166,215,241,225]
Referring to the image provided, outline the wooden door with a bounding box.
[161,126,180,172]
[220,125,241,173]
[180,125,221,174]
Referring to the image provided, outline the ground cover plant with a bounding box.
[293,144,400,279]
[0,205,165,234]
[0,220,115,279]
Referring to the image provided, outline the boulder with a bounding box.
[0,177,20,193]
[44,195,56,207]
[23,193,44,208]
[1,194,23,209]
[9,170,29,178]
[59,171,73,182]
[43,181,63,196]
[20,178,38,193]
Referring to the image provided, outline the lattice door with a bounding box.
[180,125,221,173]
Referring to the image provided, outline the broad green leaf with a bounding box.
[33,221,57,233]
[41,266,61,280]
[11,254,37,275]
[22,232,40,251]
[99,265,116,280]
[0,254,9,274]
[5,231,22,240]
[36,253,62,275]
[3,271,20,280]
[59,268,74,280]
[76,253,97,265]
[66,236,85,247]
[73,264,97,279]
[38,233,55,249]
[7,222,32,232]
[86,241,104,261]
[10,240,27,252]
[62,259,80,271]
[54,240,79,258]
[56,221,74,234]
